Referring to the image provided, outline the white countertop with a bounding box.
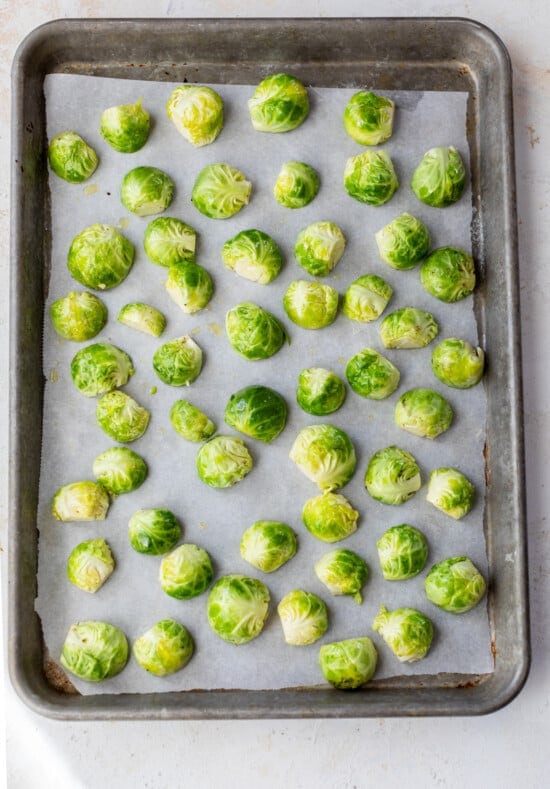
[1,1,548,786]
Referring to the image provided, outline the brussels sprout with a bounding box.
[152,335,203,386]
[424,556,486,613]
[128,508,181,555]
[225,302,287,360]
[100,99,150,153]
[159,544,213,600]
[224,385,287,443]
[117,302,166,337]
[96,391,150,443]
[166,84,224,147]
[294,221,346,277]
[170,399,216,442]
[394,388,453,440]
[411,146,466,207]
[50,291,107,341]
[68,223,135,290]
[345,347,400,400]
[365,445,421,505]
[426,468,475,520]
[192,163,251,219]
[248,73,309,133]
[143,216,197,267]
[431,338,485,388]
[375,213,431,270]
[318,637,378,689]
[70,342,134,397]
[372,605,434,662]
[196,435,253,488]
[207,574,270,645]
[240,521,297,573]
[302,492,359,543]
[420,247,476,302]
[165,261,214,314]
[60,621,128,682]
[314,548,368,604]
[379,307,439,349]
[48,131,98,183]
[52,481,110,522]
[133,619,194,676]
[343,150,398,206]
[273,161,320,208]
[290,424,356,492]
[343,90,395,146]
[283,280,339,330]
[296,367,346,416]
[221,229,282,284]
[67,538,115,593]
[277,590,328,646]
[92,447,147,495]
[376,524,428,580]
[121,166,174,217]
[342,274,393,323]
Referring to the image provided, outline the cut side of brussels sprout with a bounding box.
[248,73,309,133]
[420,247,476,302]
[294,221,346,277]
[50,291,108,341]
[143,216,197,267]
[70,342,134,397]
[93,447,147,495]
[133,619,194,676]
[343,150,398,206]
[225,302,288,360]
[165,261,214,314]
[394,388,453,439]
[100,99,150,153]
[117,302,166,338]
[68,223,135,290]
[318,637,378,689]
[240,521,297,573]
[52,481,110,522]
[365,445,421,505]
[277,590,328,645]
[302,492,359,543]
[48,131,98,183]
[375,213,431,270]
[431,338,485,388]
[273,161,320,208]
[290,424,356,492]
[96,391,150,443]
[128,508,181,555]
[121,166,175,217]
[345,347,400,400]
[342,274,393,322]
[411,146,466,207]
[379,307,439,349]
[159,544,214,600]
[60,621,129,682]
[376,524,429,580]
[152,335,203,386]
[221,229,283,284]
[426,467,475,520]
[170,399,216,442]
[343,90,395,146]
[296,367,346,416]
[224,385,287,443]
[207,574,270,644]
[196,435,253,488]
[424,556,486,613]
[67,538,115,593]
[372,605,434,662]
[167,84,224,147]
[314,548,368,604]
[192,163,251,219]
[283,280,339,330]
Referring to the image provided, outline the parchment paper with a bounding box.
[38,74,492,695]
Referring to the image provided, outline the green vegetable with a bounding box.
[196,435,253,488]
[372,605,434,662]
[50,291,107,341]
[379,307,439,349]
[60,621,128,682]
[207,574,270,644]
[128,508,181,555]
[376,524,429,580]
[152,335,203,386]
[121,166,174,217]
[70,342,134,397]
[375,213,431,270]
[221,229,282,284]
[240,521,297,573]
[314,548,368,604]
[345,347,400,400]
[420,247,476,302]
[170,399,216,442]
[117,302,166,337]
[52,481,110,522]
[92,447,147,495]
[318,637,378,689]
[225,302,287,360]
[248,73,309,133]
[48,131,98,183]
[224,385,287,443]
[431,338,485,388]
[343,150,398,206]
[165,261,214,314]
[67,538,115,593]
[277,590,328,645]
[426,467,475,520]
[96,391,150,443]
[166,84,224,147]
[365,445,421,505]
[290,424,356,492]
[283,280,339,330]
[159,543,214,600]
[273,161,320,208]
[133,619,194,676]
[302,492,359,543]
[294,221,346,277]
[394,388,453,439]
[100,99,150,153]
[296,367,346,416]
[143,216,197,267]
[411,146,466,207]
[424,556,486,613]
[343,90,395,146]
[192,163,251,219]
[68,223,135,290]
[342,274,393,322]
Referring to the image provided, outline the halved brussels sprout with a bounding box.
[426,467,475,520]
[394,388,453,439]
[128,508,181,555]
[52,481,110,522]
[372,605,434,662]
[345,347,400,400]
[290,424,356,492]
[224,385,287,443]
[100,99,150,153]
[170,399,216,443]
[376,524,428,581]
[143,216,197,267]
[283,280,339,330]
[221,229,282,284]
[68,223,135,290]
[424,556,486,613]
[314,548,368,604]
[240,521,297,573]
[411,146,466,207]
[152,335,203,386]
[165,261,214,314]
[70,342,134,397]
[67,538,115,593]
[159,544,213,600]
[342,274,393,323]
[273,161,320,208]
[302,492,359,543]
[225,302,287,360]
[121,166,174,217]
[343,150,398,206]
[93,447,147,495]
[60,621,128,682]
[379,307,439,349]
[343,90,395,146]
[365,445,421,505]
[248,73,309,133]
[296,367,346,416]
[207,574,270,644]
[96,391,150,443]
[318,637,378,689]
[166,84,224,147]
[431,338,485,388]
[294,221,346,277]
[192,163,251,219]
[420,247,476,302]
[117,302,166,337]
[50,291,107,341]
[277,590,328,646]
[375,213,431,270]
[133,619,194,676]
[48,131,98,183]
[196,435,253,488]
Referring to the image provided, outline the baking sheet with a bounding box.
[37,73,492,695]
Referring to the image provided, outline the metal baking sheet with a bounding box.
[9,17,529,718]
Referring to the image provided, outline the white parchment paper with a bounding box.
[37,74,492,695]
